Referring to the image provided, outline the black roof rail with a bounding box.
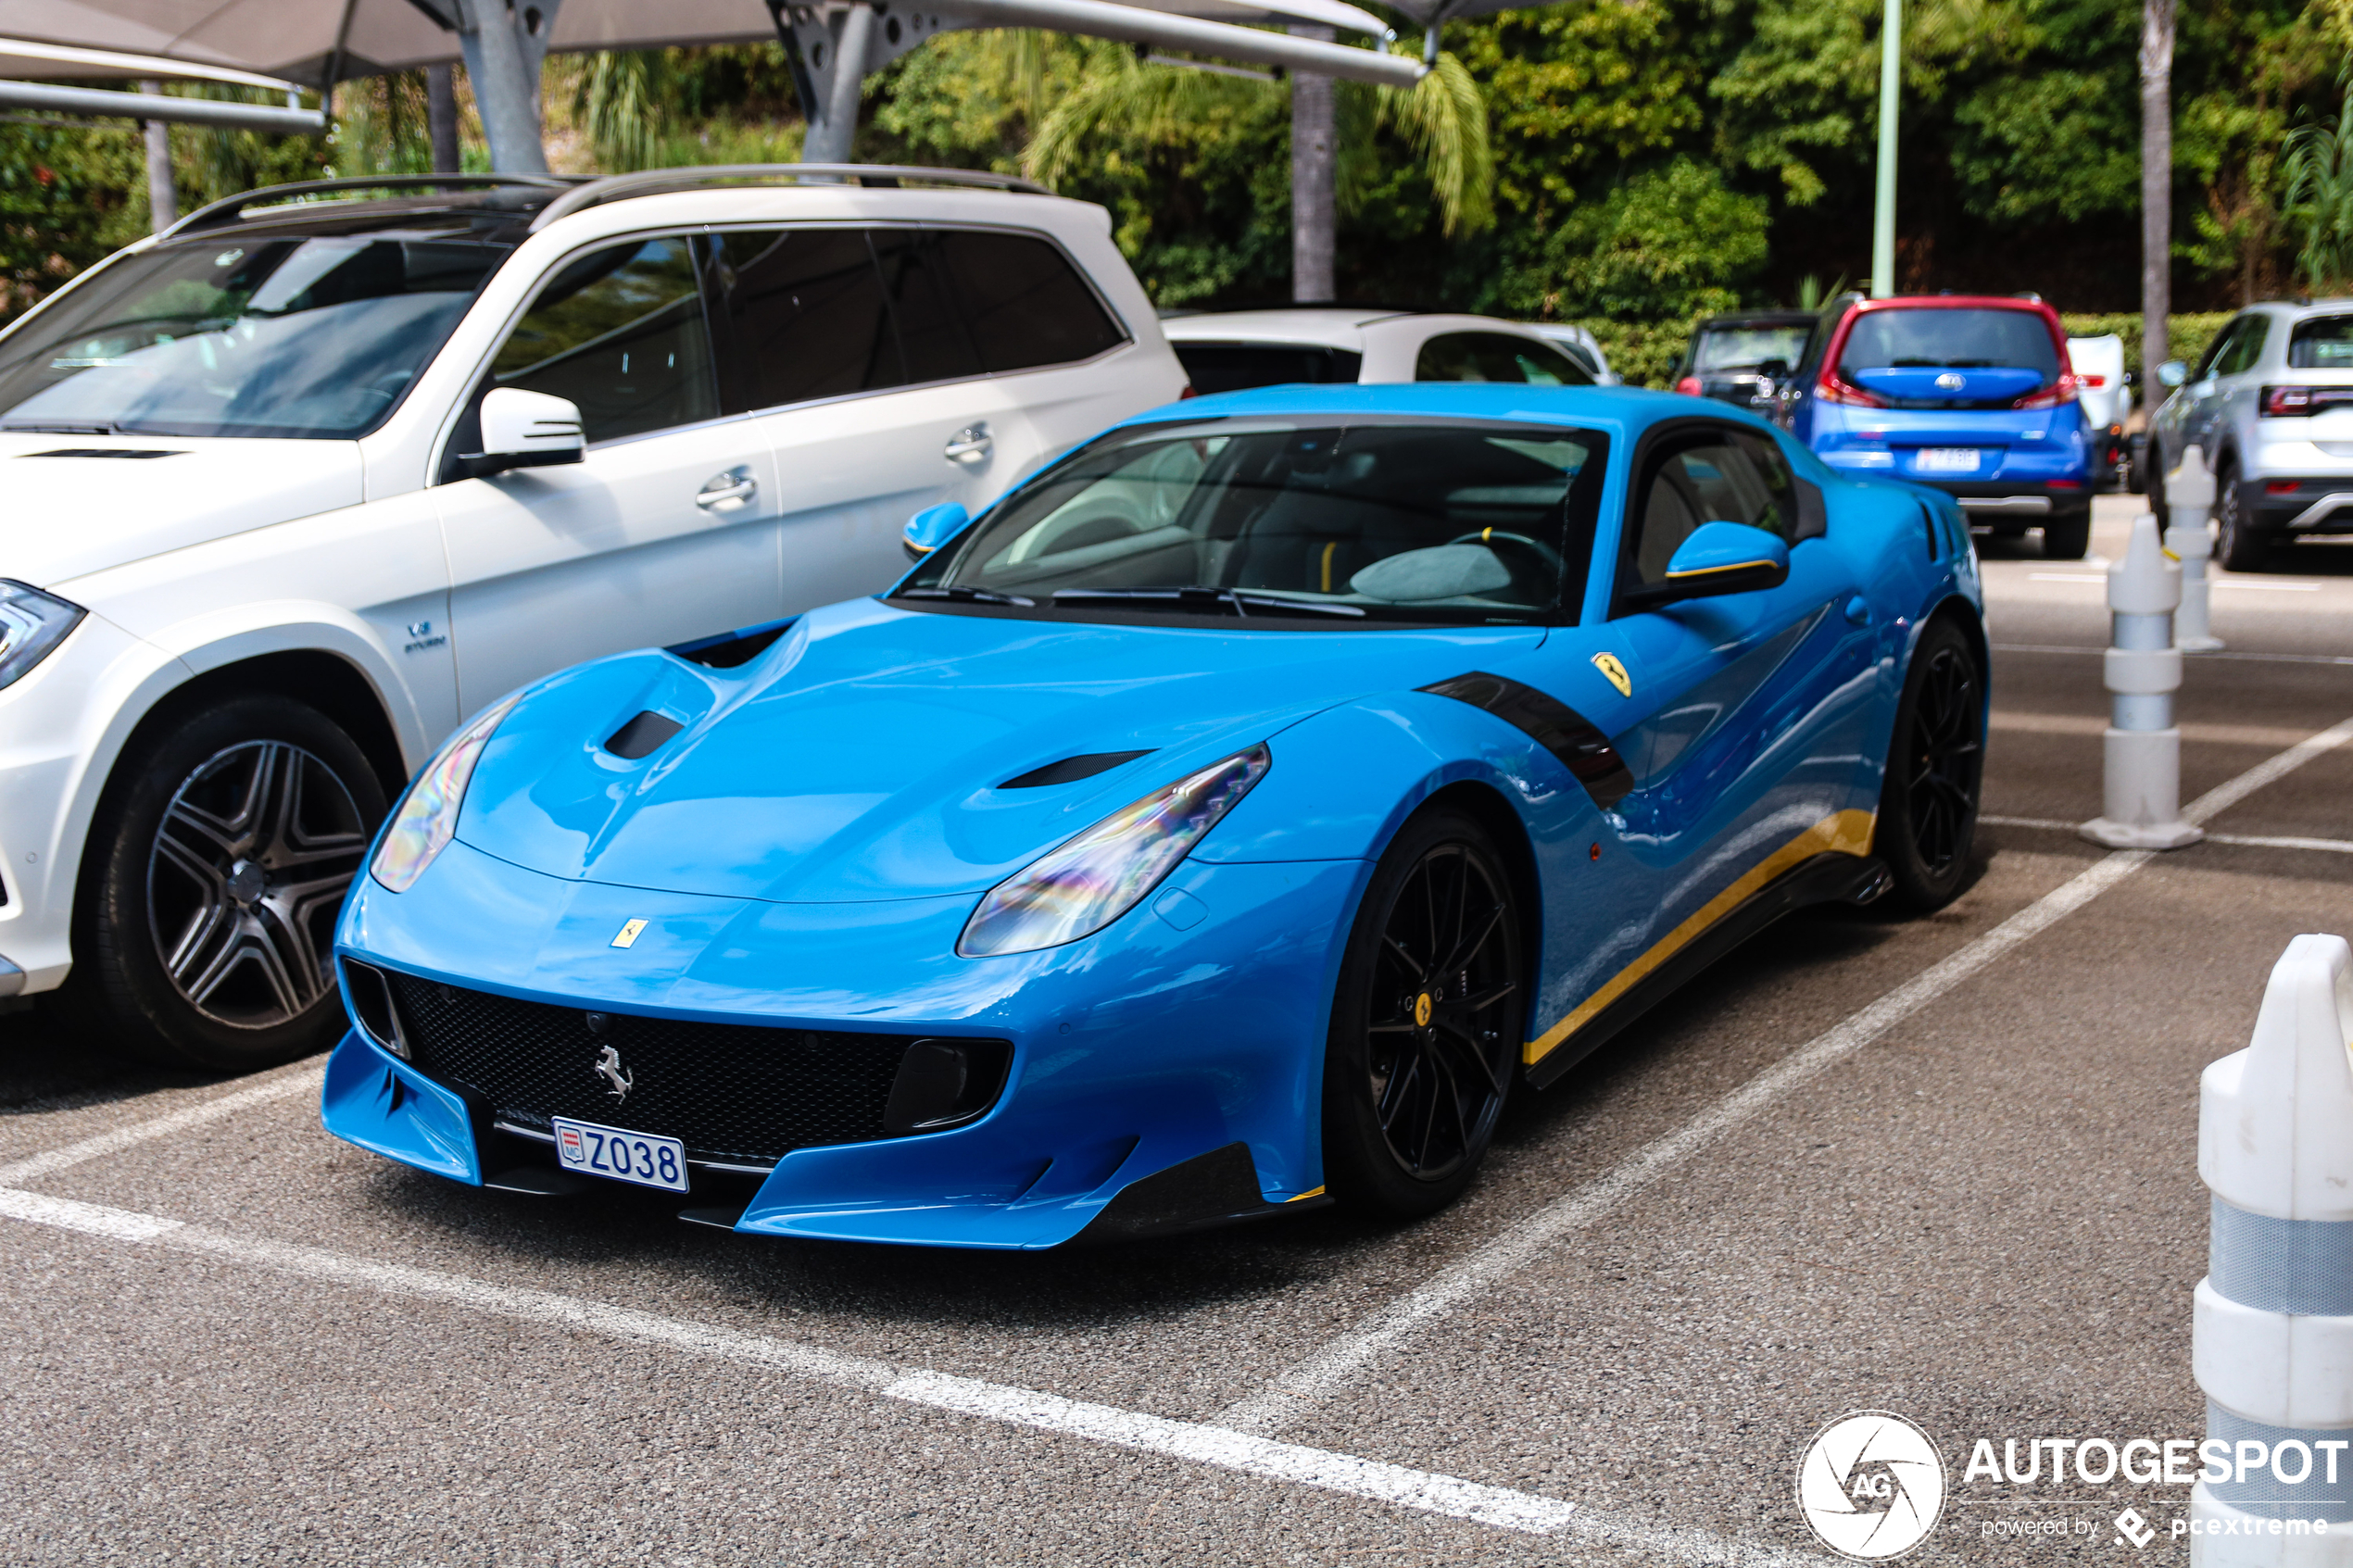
[528,164,1053,230]
[158,174,579,241]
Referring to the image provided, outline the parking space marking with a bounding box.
[1215,716,2353,1439]
[0,1185,1618,1545]
[1994,642,2353,668]
[1983,816,2353,854]
[1988,712,2320,746]
[0,1064,325,1187]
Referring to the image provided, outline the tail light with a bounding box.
[2267,480,2300,494]
[1675,376,1703,396]
[2012,373,2080,410]
[2262,384,2313,416]
[1178,383,1199,400]
[2078,373,2108,387]
[1816,370,1885,408]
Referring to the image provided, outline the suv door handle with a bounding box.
[944,424,992,465]
[696,467,758,510]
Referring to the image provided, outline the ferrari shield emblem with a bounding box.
[1591,652,1633,698]
[610,918,648,949]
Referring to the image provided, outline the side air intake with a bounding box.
[605,711,685,759]
[999,750,1153,789]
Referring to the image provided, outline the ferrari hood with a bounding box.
[1,434,363,589]
[455,596,1542,904]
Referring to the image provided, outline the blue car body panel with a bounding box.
[326,383,1984,1248]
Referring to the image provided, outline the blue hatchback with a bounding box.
[1780,295,2093,558]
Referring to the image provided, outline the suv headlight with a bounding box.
[958,744,1270,958]
[370,694,523,893]
[0,581,85,691]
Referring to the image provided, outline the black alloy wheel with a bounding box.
[1872,618,1984,913]
[59,694,387,1071]
[2215,464,2271,572]
[1324,809,1523,1217]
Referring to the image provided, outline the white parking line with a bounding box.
[0,1064,324,1187]
[1214,716,2353,1438]
[1994,642,2353,668]
[1982,815,2353,855]
[0,1185,1728,1549]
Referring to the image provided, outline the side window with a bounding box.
[1621,433,1793,593]
[1416,332,1592,385]
[939,229,1126,372]
[710,227,895,409]
[2218,316,2270,377]
[2196,318,2249,381]
[870,228,984,385]
[488,237,715,443]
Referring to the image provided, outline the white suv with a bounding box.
[1160,307,1595,393]
[0,167,1185,1070]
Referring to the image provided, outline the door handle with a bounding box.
[696,467,758,510]
[944,423,993,465]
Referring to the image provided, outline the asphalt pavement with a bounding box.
[4,493,2349,1566]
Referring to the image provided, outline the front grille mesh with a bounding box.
[382,971,942,1166]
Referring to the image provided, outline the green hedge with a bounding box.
[1573,311,2238,391]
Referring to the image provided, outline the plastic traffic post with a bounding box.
[2192,935,2353,1562]
[2080,511,2202,848]
[2169,443,2226,652]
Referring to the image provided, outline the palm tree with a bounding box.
[1025,38,1491,302]
[2285,76,2353,295]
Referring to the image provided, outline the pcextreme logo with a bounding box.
[1798,1411,1948,1561]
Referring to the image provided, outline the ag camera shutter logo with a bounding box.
[1797,1411,1947,1560]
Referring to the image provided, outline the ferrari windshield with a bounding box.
[0,232,508,439]
[907,420,1607,625]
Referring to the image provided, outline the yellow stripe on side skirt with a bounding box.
[1285,1185,1327,1203]
[1524,809,1876,1065]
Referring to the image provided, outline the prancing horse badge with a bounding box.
[1591,652,1633,698]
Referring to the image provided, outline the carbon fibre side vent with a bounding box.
[1421,671,1634,810]
[605,711,685,759]
[999,749,1153,789]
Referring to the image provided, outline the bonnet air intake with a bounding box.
[605,711,685,759]
[999,750,1153,789]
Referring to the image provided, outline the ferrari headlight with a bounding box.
[370,693,523,893]
[0,581,85,692]
[958,744,1271,958]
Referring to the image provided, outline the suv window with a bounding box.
[1837,307,2059,382]
[1622,430,1799,595]
[710,227,894,408]
[1172,342,1364,395]
[871,229,986,384]
[942,229,1126,371]
[490,236,716,443]
[1416,332,1592,385]
[2217,316,2270,376]
[2197,316,2253,380]
[2287,316,2353,369]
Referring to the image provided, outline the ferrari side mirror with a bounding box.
[903,501,971,562]
[1629,521,1792,607]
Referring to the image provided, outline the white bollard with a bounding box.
[2081,512,2203,847]
[2191,934,2353,1564]
[2170,443,2227,652]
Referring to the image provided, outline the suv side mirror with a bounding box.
[1627,521,1792,607]
[2158,359,2189,388]
[457,388,585,479]
[903,501,970,561]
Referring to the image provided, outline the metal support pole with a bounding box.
[1290,23,1336,305]
[456,0,560,174]
[139,81,176,232]
[1870,0,1900,297]
[803,2,875,165]
[2141,0,2175,419]
[427,65,461,173]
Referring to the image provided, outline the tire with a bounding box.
[1872,617,1985,914]
[1322,808,1523,1219]
[2040,509,2092,559]
[57,694,387,1072]
[2215,465,2271,571]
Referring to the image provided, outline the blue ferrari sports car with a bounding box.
[324,383,1985,1248]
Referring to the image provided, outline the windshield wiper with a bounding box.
[0,420,120,434]
[898,584,1035,607]
[1050,586,1365,619]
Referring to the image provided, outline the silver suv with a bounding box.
[2148,298,2353,570]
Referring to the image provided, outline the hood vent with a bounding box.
[605,711,685,759]
[22,447,185,459]
[999,749,1153,790]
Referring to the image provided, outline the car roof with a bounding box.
[1160,307,1414,346]
[1698,310,1818,328]
[1106,380,1765,439]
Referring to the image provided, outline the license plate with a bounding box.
[1916,447,1982,473]
[551,1116,688,1192]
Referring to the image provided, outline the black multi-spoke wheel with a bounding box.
[1324,809,1523,1217]
[60,695,387,1071]
[1873,618,1985,912]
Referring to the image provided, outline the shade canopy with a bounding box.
[0,0,1392,86]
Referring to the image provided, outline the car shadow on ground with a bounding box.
[0,999,236,1116]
